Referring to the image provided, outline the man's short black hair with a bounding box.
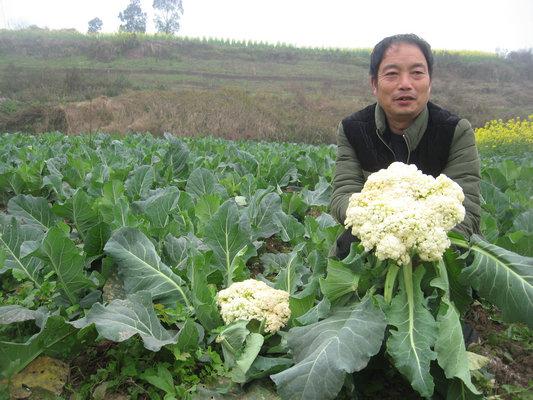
[369,34,434,80]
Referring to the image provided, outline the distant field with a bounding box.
[0,28,531,142]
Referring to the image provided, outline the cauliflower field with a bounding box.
[0,131,532,399]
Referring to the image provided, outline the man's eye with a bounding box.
[385,72,398,76]
[412,70,425,75]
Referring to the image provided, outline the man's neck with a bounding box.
[387,118,412,134]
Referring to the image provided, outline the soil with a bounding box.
[464,302,533,398]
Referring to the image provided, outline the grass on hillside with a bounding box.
[0,28,531,141]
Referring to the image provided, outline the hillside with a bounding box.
[0,28,532,143]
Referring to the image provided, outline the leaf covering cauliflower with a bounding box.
[344,162,465,265]
[216,279,291,334]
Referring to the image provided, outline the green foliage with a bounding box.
[0,132,531,399]
[153,0,183,35]
[87,17,103,34]
[118,0,147,34]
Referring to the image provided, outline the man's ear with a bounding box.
[370,77,377,96]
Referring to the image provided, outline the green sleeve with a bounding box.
[442,119,481,237]
[330,122,365,224]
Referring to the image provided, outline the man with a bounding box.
[330,34,481,259]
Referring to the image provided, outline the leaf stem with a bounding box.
[448,235,469,249]
[384,263,400,305]
[403,262,416,353]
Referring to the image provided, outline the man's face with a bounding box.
[371,42,431,125]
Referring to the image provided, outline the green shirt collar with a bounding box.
[374,103,429,150]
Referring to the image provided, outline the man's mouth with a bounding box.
[394,96,416,101]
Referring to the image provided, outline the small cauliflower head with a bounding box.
[216,279,291,334]
[344,162,465,266]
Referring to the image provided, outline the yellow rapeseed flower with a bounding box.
[475,115,533,152]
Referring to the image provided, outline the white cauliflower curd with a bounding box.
[216,279,291,334]
[344,162,465,265]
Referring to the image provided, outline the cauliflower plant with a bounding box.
[344,162,465,265]
[216,279,291,334]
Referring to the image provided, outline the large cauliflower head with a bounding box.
[344,162,465,265]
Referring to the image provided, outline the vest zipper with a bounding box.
[402,133,411,164]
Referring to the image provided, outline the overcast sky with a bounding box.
[1,0,531,53]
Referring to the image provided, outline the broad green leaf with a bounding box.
[204,200,254,287]
[480,213,499,243]
[307,249,327,277]
[97,181,138,228]
[84,222,112,257]
[289,288,316,325]
[480,181,510,217]
[281,191,308,219]
[260,252,289,276]
[295,296,331,326]
[163,136,190,178]
[272,212,305,243]
[72,291,178,351]
[304,215,342,250]
[432,261,479,394]
[141,364,177,396]
[194,194,222,234]
[186,168,227,199]
[125,165,155,200]
[481,167,508,192]
[497,159,521,183]
[0,305,36,324]
[7,195,60,230]
[230,332,264,383]
[104,227,192,308]
[513,210,533,233]
[101,180,125,205]
[245,356,293,382]
[445,380,484,400]
[187,251,222,331]
[52,189,99,240]
[497,231,533,257]
[301,177,331,207]
[460,235,533,327]
[443,249,473,315]
[0,216,43,286]
[163,234,189,272]
[173,191,196,234]
[271,295,386,400]
[273,243,306,294]
[218,320,250,369]
[85,164,110,197]
[175,319,201,353]
[387,266,438,398]
[319,258,360,303]
[133,186,180,228]
[37,226,94,305]
[247,190,283,239]
[0,315,78,378]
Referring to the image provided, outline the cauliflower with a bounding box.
[344,162,465,265]
[216,279,291,334]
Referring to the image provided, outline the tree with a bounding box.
[118,0,147,33]
[153,0,183,35]
[87,17,103,34]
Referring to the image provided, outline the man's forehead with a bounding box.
[379,43,428,69]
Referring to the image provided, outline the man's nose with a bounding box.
[398,73,413,90]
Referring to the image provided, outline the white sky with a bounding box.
[1,0,532,53]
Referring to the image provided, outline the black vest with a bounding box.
[342,102,459,177]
